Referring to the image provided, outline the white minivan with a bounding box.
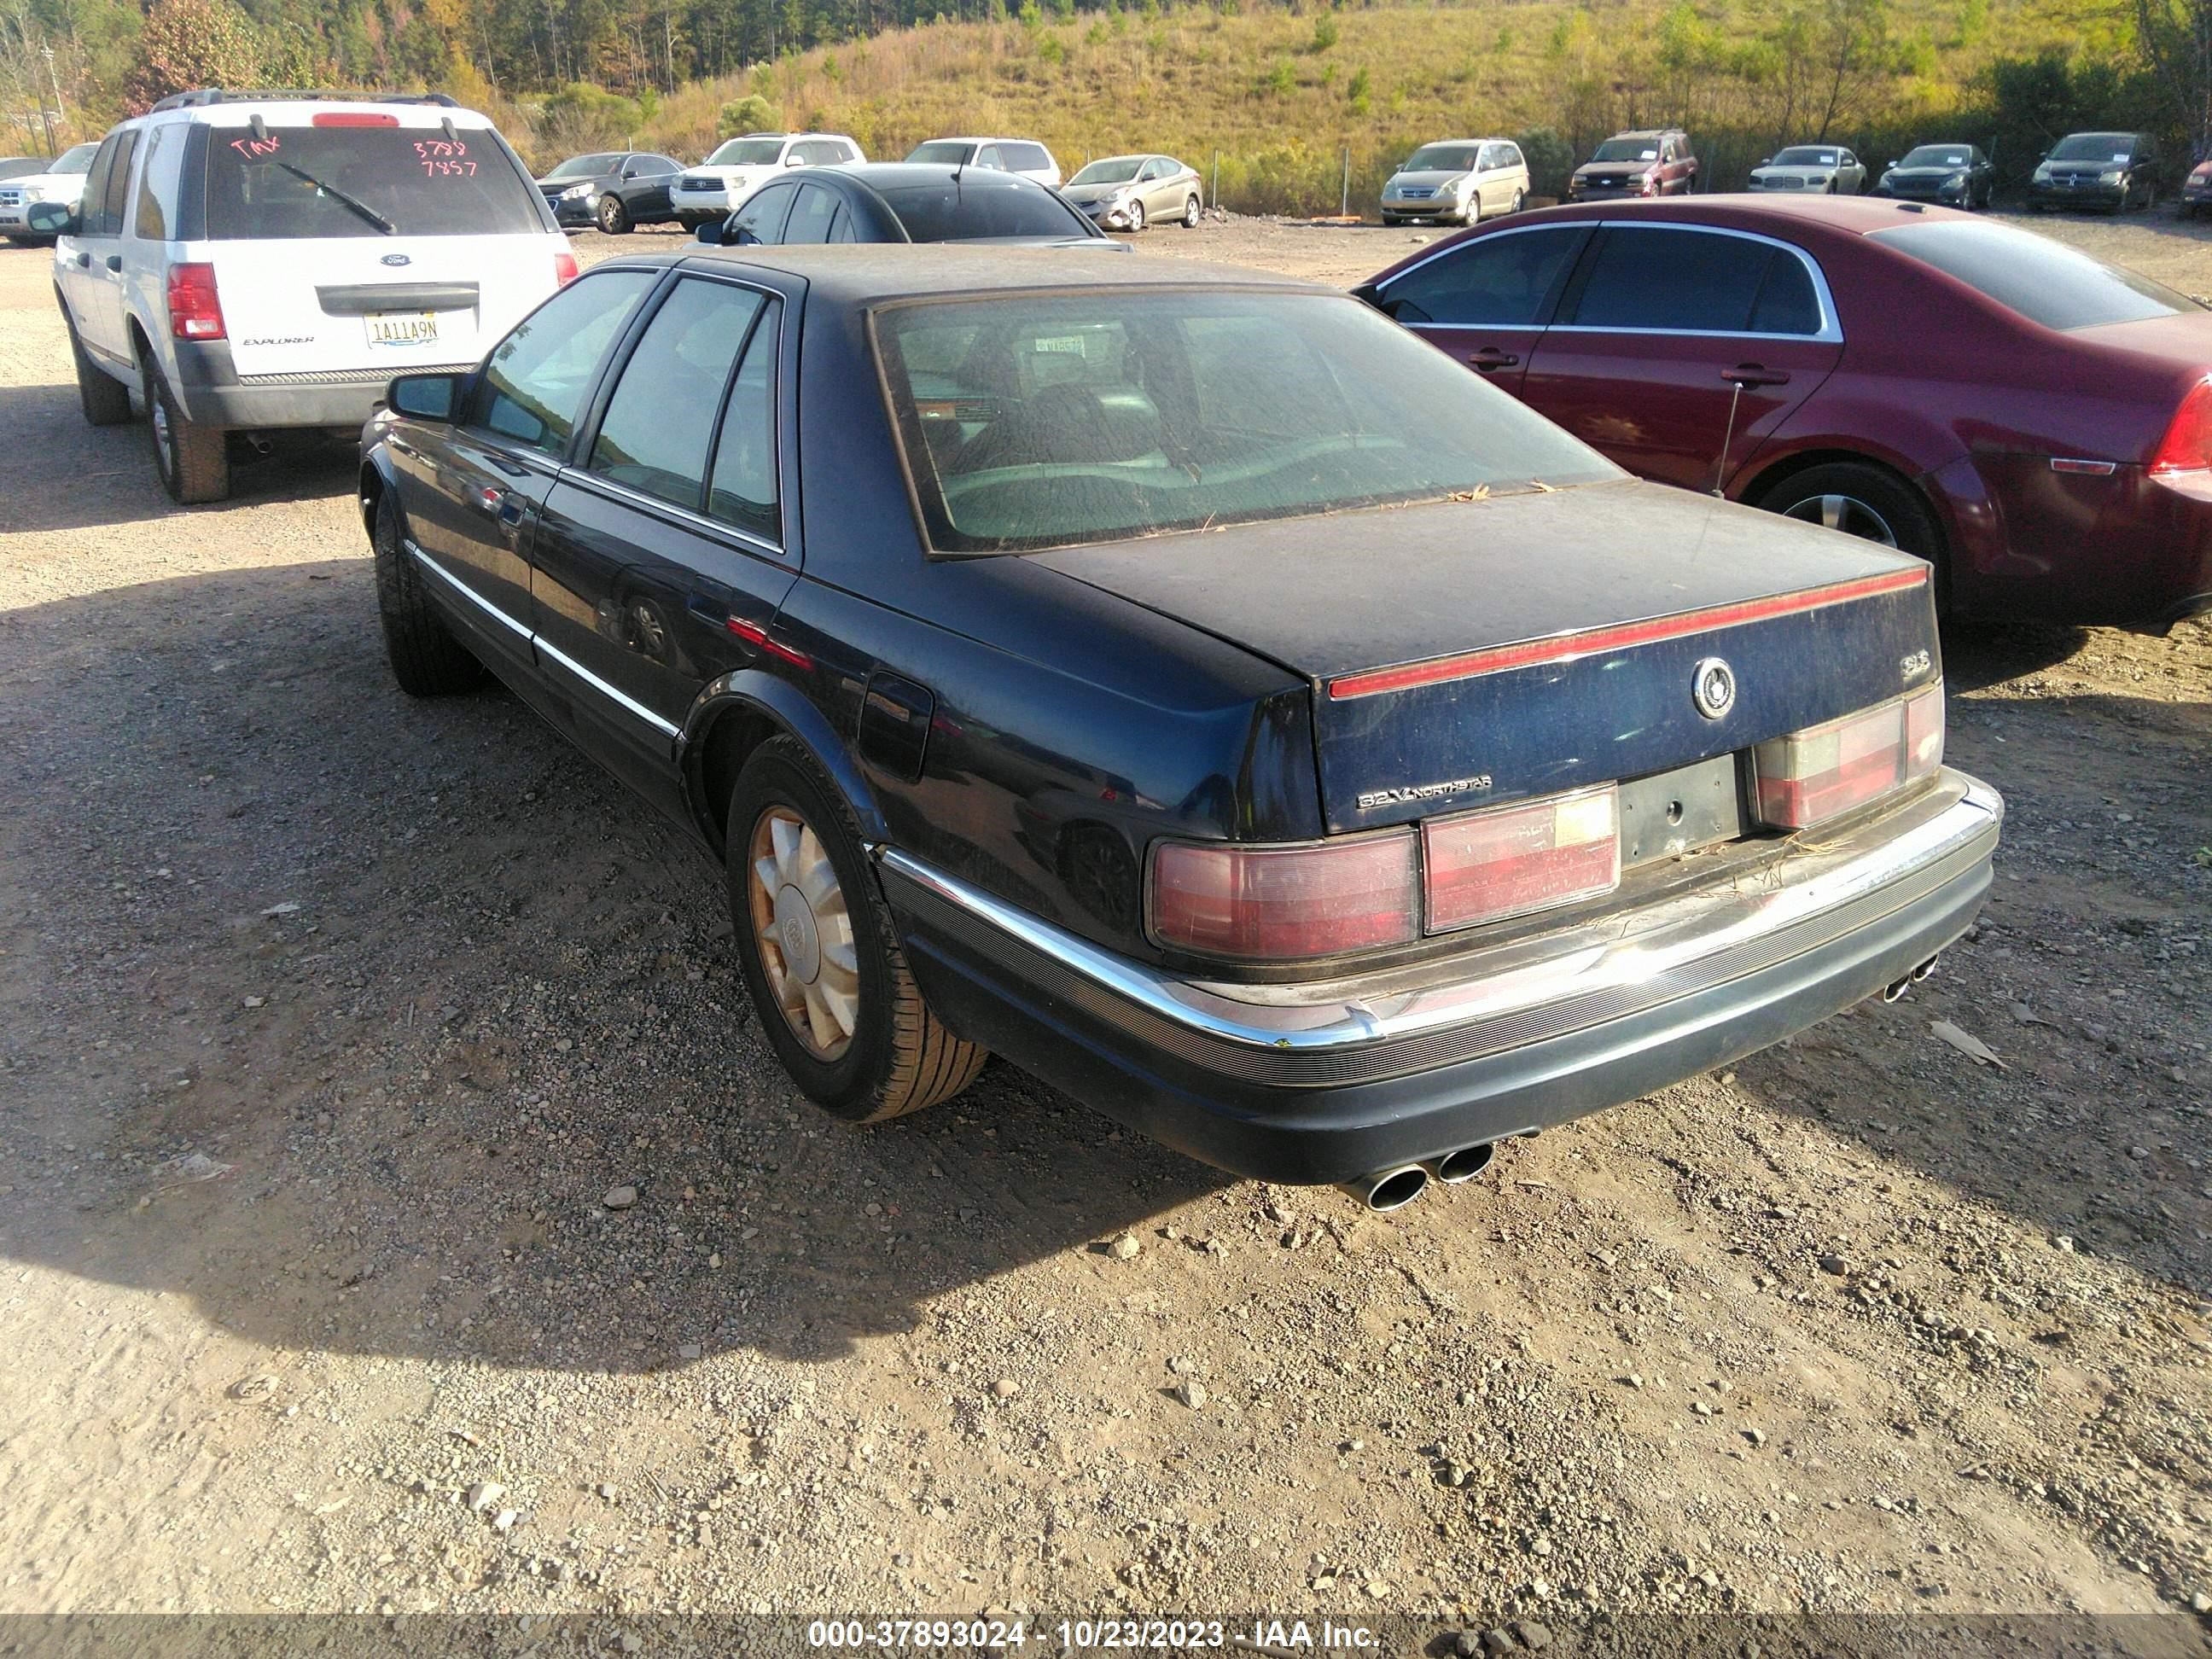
[42,89,573,503]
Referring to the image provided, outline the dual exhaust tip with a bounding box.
[1881,953,1941,1004]
[1339,1141,1497,1213]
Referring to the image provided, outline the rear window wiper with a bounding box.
[276,163,396,235]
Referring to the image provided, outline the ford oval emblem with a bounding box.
[381,253,411,267]
[1691,657,1737,720]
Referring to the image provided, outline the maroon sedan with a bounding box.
[1357,196,2212,627]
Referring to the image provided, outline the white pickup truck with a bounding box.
[0,143,96,242]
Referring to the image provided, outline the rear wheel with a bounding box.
[1181,194,1201,227]
[1755,462,1947,602]
[728,738,987,1124]
[67,306,131,427]
[140,346,229,504]
[371,488,486,696]
[597,194,631,234]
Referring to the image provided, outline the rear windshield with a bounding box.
[1592,138,1661,161]
[1773,148,1840,166]
[905,141,976,165]
[876,289,1616,555]
[2051,133,2134,161]
[1871,220,2199,330]
[880,180,1084,242]
[204,125,542,240]
[1404,144,1481,173]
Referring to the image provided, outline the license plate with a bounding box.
[366,311,439,348]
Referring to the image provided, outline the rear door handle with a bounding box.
[74,251,90,268]
[1725,364,1790,387]
[104,254,121,273]
[1466,346,1521,370]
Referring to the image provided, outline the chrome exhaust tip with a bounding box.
[1339,1163,1429,1213]
[1911,955,1939,984]
[1423,1142,1497,1185]
[1882,976,1912,1003]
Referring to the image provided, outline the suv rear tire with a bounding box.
[371,488,487,696]
[67,309,131,428]
[727,737,988,1124]
[140,347,230,504]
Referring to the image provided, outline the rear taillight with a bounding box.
[1424,784,1620,932]
[1150,833,1417,959]
[166,263,224,341]
[553,252,579,287]
[2149,378,2212,475]
[1754,683,1943,830]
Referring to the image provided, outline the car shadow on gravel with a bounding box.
[1940,620,2093,691]
[0,560,1230,1374]
[0,382,359,533]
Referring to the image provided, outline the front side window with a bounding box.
[90,130,137,236]
[1379,226,1589,326]
[77,132,122,233]
[1070,157,1143,186]
[875,288,1616,555]
[470,270,655,453]
[1566,226,1800,333]
[730,181,797,242]
[591,278,767,511]
[203,124,542,239]
[545,153,621,179]
[132,124,169,240]
[1871,220,2200,330]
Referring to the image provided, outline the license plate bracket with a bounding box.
[1618,754,1745,865]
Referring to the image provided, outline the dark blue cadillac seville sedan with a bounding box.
[359,246,2002,1211]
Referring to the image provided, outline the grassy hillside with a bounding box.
[485,0,2133,212]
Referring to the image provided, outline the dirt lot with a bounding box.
[1,209,2209,1645]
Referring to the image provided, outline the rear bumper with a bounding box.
[882,771,2003,1184]
[171,339,474,429]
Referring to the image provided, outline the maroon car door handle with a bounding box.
[1466,346,1521,370]
[1725,364,1790,387]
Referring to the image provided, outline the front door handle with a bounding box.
[1725,364,1790,387]
[1466,346,1521,371]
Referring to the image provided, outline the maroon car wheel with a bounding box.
[1757,463,1946,603]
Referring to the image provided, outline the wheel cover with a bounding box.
[747,805,859,1061]
[1129,201,1144,229]
[1779,492,1898,547]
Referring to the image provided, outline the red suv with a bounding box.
[1566,129,1698,201]
[1357,196,2212,628]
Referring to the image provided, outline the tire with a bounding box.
[1755,461,1947,603]
[140,345,229,504]
[1126,198,1145,232]
[371,487,486,696]
[727,737,987,1124]
[597,194,631,235]
[1181,194,1201,228]
[1380,212,1404,226]
[1508,187,1525,214]
[67,306,131,428]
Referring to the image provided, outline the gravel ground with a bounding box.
[0,209,2209,1645]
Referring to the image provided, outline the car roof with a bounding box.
[610,244,1320,303]
[1409,137,1514,148]
[1500,195,1977,239]
[1080,153,1173,165]
[913,136,1050,147]
[1607,127,1687,140]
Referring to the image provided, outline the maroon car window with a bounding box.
[876,289,1617,555]
[1870,221,2198,331]
[1748,253,1821,335]
[1380,226,1589,326]
[591,278,765,511]
[1567,227,1786,333]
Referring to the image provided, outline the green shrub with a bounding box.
[1310,13,1339,52]
[1514,125,1574,195]
[718,95,778,137]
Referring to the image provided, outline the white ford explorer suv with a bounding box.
[42,88,574,504]
[669,131,864,229]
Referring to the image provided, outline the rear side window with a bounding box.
[1870,220,2199,329]
[469,270,654,453]
[780,182,841,244]
[132,125,169,240]
[203,125,542,240]
[708,300,783,542]
[1568,226,1782,332]
[1002,143,1051,172]
[591,278,767,511]
[1380,226,1589,326]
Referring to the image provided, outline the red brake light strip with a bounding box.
[1326,567,1929,701]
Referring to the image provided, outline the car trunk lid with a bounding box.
[1032,480,1940,834]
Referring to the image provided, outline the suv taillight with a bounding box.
[2149,378,2212,475]
[166,263,224,341]
[554,252,579,287]
[1753,684,1944,830]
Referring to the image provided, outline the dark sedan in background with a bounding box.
[359,245,1998,1208]
[1358,197,2212,628]
[1871,143,1994,208]
[2029,131,2165,212]
[537,150,686,234]
[697,163,1112,248]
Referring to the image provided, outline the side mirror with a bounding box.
[1758,157,1771,166]
[694,217,725,244]
[26,201,76,236]
[387,372,462,422]
[784,155,805,167]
